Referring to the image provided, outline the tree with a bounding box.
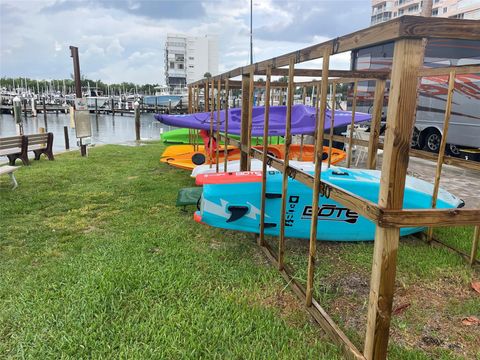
[204,72,212,79]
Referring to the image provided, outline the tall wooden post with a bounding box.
[367,79,386,169]
[346,80,358,168]
[240,74,251,171]
[259,66,272,247]
[70,45,87,157]
[364,38,425,360]
[188,86,193,114]
[247,71,254,170]
[209,79,215,167]
[306,47,331,306]
[223,79,230,172]
[215,79,221,172]
[327,82,336,168]
[278,57,295,270]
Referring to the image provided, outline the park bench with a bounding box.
[0,165,19,189]
[27,133,54,161]
[0,135,29,165]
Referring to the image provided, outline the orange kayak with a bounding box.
[160,144,346,170]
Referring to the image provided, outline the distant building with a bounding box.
[370,0,480,25]
[164,34,218,91]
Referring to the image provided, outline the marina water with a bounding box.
[0,112,170,153]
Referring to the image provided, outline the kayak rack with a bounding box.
[186,16,480,360]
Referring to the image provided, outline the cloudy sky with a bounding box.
[0,0,371,84]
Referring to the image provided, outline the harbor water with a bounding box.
[0,112,171,153]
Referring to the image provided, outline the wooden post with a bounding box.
[23,99,27,120]
[43,100,48,131]
[259,66,272,247]
[327,83,336,168]
[367,79,386,169]
[64,126,70,150]
[188,85,193,114]
[204,81,209,113]
[346,80,358,168]
[95,98,98,118]
[168,99,172,113]
[471,225,480,265]
[313,83,321,163]
[364,38,425,360]
[427,70,456,242]
[111,98,115,116]
[278,57,295,270]
[134,101,140,141]
[215,79,221,172]
[223,79,230,172]
[240,74,251,171]
[306,47,331,306]
[302,86,306,105]
[155,95,158,113]
[209,79,215,167]
[247,71,255,170]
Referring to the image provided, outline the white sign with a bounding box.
[74,110,92,138]
[75,98,88,111]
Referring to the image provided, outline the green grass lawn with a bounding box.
[1,142,478,359]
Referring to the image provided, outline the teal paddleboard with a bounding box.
[194,167,463,242]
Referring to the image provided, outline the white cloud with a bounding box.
[0,0,371,84]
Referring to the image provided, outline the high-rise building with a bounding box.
[371,0,480,25]
[164,34,218,91]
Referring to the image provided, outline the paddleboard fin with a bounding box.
[227,205,249,223]
[265,193,282,199]
[264,223,277,228]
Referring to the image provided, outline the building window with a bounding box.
[170,62,174,69]
[189,57,194,60]
[434,0,440,3]
[178,64,184,69]
[443,7,447,13]
[189,65,194,68]
[432,8,438,16]
[393,11,397,17]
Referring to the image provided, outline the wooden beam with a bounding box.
[278,57,295,270]
[398,16,480,41]
[364,38,425,360]
[240,74,251,171]
[379,208,480,227]
[306,47,331,306]
[367,79,386,169]
[427,70,456,241]
[417,64,480,77]
[259,66,272,247]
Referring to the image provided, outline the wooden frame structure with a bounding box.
[186,16,480,359]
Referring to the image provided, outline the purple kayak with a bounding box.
[155,105,371,136]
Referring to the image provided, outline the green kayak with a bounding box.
[161,128,284,145]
